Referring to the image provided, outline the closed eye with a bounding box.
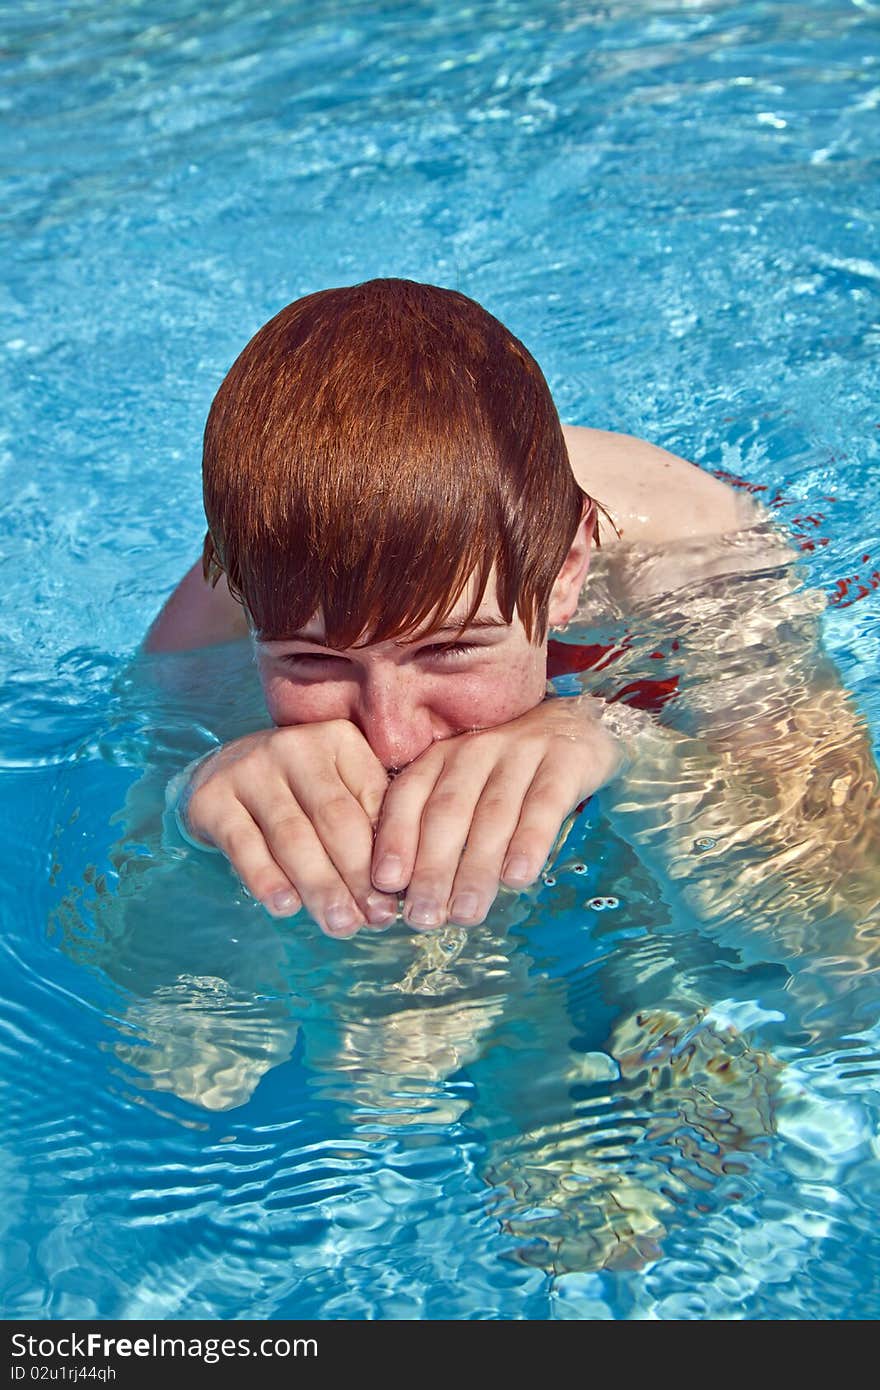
[278,641,482,670]
[419,642,479,661]
[280,652,347,668]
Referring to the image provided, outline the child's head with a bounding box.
[202,277,596,648]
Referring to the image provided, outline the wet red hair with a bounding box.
[202,277,600,645]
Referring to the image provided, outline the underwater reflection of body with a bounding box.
[50,802,783,1275]
[49,521,880,1276]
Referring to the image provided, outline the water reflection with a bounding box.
[587,518,880,1044]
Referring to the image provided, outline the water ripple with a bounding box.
[3,0,880,1320]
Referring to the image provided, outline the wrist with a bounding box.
[163,749,222,853]
[574,693,659,782]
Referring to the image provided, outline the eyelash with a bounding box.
[424,642,479,661]
[280,642,479,668]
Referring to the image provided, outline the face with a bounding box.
[254,581,549,772]
[253,521,593,771]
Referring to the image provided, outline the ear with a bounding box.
[546,508,594,630]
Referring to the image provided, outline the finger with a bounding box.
[233,776,366,937]
[203,798,303,918]
[398,759,498,930]
[445,766,538,924]
[250,801,367,937]
[296,775,399,926]
[500,760,584,889]
[371,750,446,895]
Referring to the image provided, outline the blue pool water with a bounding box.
[3,0,880,1319]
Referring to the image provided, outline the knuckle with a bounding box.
[364,760,390,793]
[325,718,361,748]
[186,786,234,839]
[313,791,356,824]
[474,789,513,821]
[221,822,260,859]
[413,844,462,881]
[408,863,451,890]
[421,786,463,820]
[275,724,326,762]
[525,777,565,812]
[185,785,212,829]
[262,805,308,840]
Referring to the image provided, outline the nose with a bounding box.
[352,668,437,771]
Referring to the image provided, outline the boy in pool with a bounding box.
[145,276,874,951]
[133,277,880,1266]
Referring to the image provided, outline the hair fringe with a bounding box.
[202,278,606,644]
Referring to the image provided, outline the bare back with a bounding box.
[561,425,754,546]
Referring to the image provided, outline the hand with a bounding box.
[370,695,625,929]
[179,722,397,937]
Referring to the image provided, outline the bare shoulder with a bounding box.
[561,424,759,545]
[143,559,251,653]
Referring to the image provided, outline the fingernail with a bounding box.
[502,854,532,886]
[325,903,360,935]
[406,899,443,928]
[373,854,403,889]
[450,892,480,922]
[365,892,397,926]
[265,889,300,917]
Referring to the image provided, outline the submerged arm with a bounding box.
[595,527,880,1019]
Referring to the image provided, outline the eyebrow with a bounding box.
[265,617,511,647]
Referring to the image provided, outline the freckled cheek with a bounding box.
[260,672,353,728]
[258,652,547,731]
[436,657,546,729]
